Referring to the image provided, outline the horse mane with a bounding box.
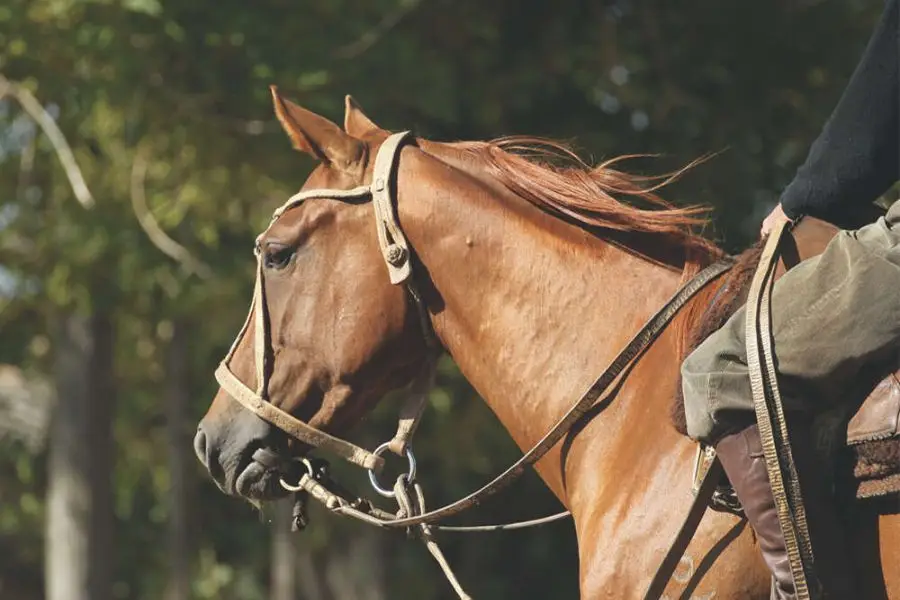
[448,136,728,360]
[451,136,724,261]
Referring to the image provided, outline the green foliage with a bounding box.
[0,0,885,598]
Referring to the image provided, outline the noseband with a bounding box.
[215,131,436,475]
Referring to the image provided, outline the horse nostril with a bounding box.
[193,426,209,467]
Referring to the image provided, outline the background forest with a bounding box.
[0,1,889,599]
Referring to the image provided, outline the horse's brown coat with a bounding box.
[197,92,900,598]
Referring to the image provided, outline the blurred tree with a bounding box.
[164,320,192,600]
[47,313,114,600]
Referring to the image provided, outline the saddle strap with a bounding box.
[641,456,723,599]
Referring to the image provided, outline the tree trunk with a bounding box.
[296,549,329,600]
[323,531,386,600]
[46,312,115,600]
[271,498,297,600]
[164,320,191,600]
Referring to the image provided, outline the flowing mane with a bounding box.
[452,137,724,259]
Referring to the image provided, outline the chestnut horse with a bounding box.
[194,89,900,598]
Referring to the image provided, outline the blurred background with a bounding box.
[0,1,887,598]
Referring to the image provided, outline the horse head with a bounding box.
[194,89,431,501]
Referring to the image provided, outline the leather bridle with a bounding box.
[215,131,437,478]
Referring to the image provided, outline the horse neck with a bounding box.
[396,142,692,502]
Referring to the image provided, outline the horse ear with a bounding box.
[270,86,364,169]
[344,95,382,137]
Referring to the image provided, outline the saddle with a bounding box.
[674,214,900,503]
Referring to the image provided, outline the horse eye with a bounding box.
[263,244,295,270]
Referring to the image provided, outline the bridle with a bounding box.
[215,131,437,483]
[213,129,735,599]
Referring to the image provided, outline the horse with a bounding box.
[193,87,900,598]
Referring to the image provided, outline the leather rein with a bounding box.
[215,130,738,597]
[643,218,819,599]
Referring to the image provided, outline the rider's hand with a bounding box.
[760,203,791,238]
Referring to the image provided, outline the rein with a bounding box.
[745,218,818,598]
[643,218,820,599]
[215,130,737,598]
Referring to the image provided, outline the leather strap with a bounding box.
[643,220,821,600]
[371,132,414,285]
[214,363,383,470]
[333,259,734,528]
[746,219,816,598]
[641,456,723,599]
[387,363,435,456]
[253,258,267,397]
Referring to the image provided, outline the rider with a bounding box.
[681,0,899,597]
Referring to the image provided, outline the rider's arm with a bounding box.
[779,0,899,223]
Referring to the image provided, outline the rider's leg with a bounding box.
[714,421,851,599]
[682,200,900,597]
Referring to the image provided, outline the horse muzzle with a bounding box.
[193,410,294,501]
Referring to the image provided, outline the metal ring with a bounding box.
[279,458,314,493]
[367,442,416,498]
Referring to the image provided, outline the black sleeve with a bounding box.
[779,0,899,223]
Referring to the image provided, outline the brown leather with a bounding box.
[715,424,856,599]
[847,372,900,444]
[775,216,900,447]
[773,216,849,277]
[716,426,797,597]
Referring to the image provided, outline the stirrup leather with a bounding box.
[692,444,744,516]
